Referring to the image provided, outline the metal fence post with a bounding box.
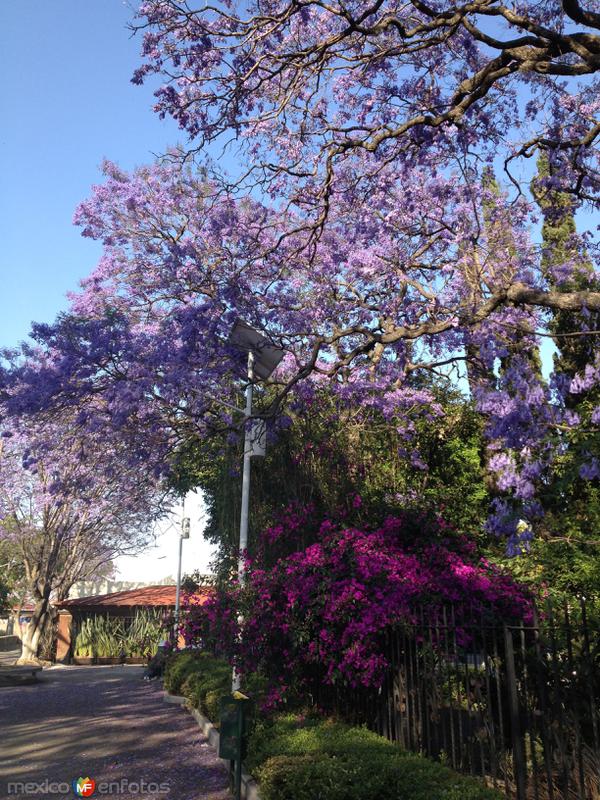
[504,625,527,800]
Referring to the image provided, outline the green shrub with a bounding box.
[204,688,226,722]
[245,714,397,773]
[243,672,269,706]
[164,651,208,694]
[200,668,268,726]
[165,658,500,800]
[180,672,205,708]
[258,755,358,800]
[248,714,501,800]
[196,666,231,718]
[257,751,502,800]
[165,650,232,722]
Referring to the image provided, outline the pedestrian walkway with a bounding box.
[0,665,231,799]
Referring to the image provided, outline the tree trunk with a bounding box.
[17,593,51,664]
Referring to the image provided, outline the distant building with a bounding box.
[68,574,213,598]
[68,576,176,599]
[55,584,209,662]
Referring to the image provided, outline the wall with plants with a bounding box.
[73,608,168,659]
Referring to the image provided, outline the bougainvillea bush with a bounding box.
[180,581,241,659]
[181,510,533,704]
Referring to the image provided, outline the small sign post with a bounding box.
[219,692,253,800]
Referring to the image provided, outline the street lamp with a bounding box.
[174,508,190,639]
[228,321,283,691]
[228,320,284,585]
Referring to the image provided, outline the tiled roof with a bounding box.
[60,585,208,608]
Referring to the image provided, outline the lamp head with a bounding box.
[228,319,284,380]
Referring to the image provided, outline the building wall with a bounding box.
[58,605,176,663]
[68,577,176,599]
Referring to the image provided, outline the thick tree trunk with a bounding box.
[17,593,52,664]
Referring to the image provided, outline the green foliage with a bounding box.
[171,385,490,577]
[74,611,168,659]
[252,716,502,800]
[73,617,96,657]
[165,651,269,724]
[123,608,169,657]
[0,541,26,616]
[500,155,600,599]
[204,687,227,722]
[0,579,10,617]
[534,154,600,383]
[245,714,397,774]
[166,659,500,800]
[163,651,206,694]
[494,520,600,602]
[181,660,231,719]
[73,616,125,658]
[166,650,231,721]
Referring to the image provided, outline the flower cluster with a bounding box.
[181,512,533,699]
[179,584,241,659]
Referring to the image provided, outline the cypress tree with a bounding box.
[534,154,600,391]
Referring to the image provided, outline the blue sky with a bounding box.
[0,1,182,349]
[0,1,218,579]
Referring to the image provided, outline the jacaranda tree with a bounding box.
[131,0,600,547]
[1,1,598,553]
[0,414,172,662]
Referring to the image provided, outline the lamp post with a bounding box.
[228,321,283,689]
[174,509,190,640]
[237,349,254,584]
[228,321,283,585]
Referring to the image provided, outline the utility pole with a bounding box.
[227,320,283,691]
[174,501,190,641]
[237,350,254,585]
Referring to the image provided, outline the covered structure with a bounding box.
[56,585,206,662]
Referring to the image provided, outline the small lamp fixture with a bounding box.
[181,517,191,539]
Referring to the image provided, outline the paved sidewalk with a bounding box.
[0,665,231,800]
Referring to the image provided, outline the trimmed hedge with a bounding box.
[164,650,267,725]
[164,653,502,800]
[164,650,231,723]
[257,752,503,800]
[163,651,208,695]
[244,714,398,773]
[248,715,502,800]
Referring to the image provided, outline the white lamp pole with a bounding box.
[228,321,283,692]
[175,503,190,639]
[237,350,255,585]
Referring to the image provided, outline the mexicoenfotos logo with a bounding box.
[72,777,96,797]
[6,777,170,795]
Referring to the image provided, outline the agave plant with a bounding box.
[73,609,169,659]
[73,617,95,658]
[125,608,168,657]
[73,615,125,658]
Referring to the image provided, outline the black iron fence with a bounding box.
[316,600,600,800]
